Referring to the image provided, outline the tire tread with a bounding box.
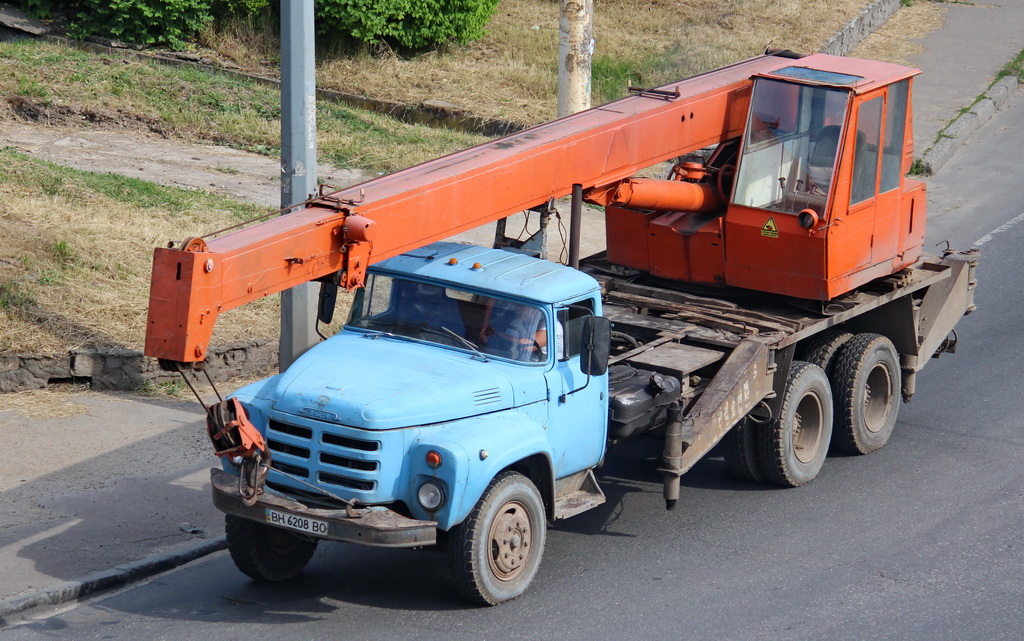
[225,514,317,582]
[830,333,900,455]
[797,330,854,376]
[722,419,765,484]
[447,471,545,606]
[756,361,832,487]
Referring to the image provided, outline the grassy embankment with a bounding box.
[0,39,484,358]
[0,40,484,174]
[206,0,875,125]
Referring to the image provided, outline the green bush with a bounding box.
[17,0,57,19]
[20,0,496,51]
[211,0,270,18]
[70,0,214,49]
[316,0,499,50]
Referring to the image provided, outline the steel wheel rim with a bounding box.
[793,391,824,464]
[487,500,532,582]
[863,362,893,433]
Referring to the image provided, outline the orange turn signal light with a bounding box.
[426,450,443,468]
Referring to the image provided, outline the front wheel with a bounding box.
[225,514,318,582]
[447,471,546,605]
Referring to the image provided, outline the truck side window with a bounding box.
[850,96,883,206]
[557,300,595,361]
[479,298,547,362]
[879,80,909,195]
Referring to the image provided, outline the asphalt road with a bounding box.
[3,95,1024,641]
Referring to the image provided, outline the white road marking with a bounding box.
[974,211,1024,246]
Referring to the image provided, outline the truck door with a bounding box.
[828,93,882,278]
[544,300,608,477]
[873,80,911,264]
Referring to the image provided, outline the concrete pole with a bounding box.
[279,1,319,371]
[557,0,593,117]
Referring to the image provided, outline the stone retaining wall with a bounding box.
[0,340,276,392]
[819,0,901,56]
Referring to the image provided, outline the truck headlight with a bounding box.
[417,481,445,511]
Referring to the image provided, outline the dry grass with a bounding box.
[854,0,947,65]
[0,149,281,355]
[204,0,879,126]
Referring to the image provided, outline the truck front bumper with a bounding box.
[210,468,437,548]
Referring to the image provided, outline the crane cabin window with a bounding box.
[879,80,909,195]
[733,78,851,216]
[850,96,883,205]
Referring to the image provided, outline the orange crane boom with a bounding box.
[146,53,795,366]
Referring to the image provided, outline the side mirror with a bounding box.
[580,316,611,376]
[318,281,339,325]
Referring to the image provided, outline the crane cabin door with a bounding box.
[826,91,882,287]
[827,80,915,293]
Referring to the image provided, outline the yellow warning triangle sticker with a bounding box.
[761,216,779,238]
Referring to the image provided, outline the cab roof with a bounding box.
[369,242,599,304]
[756,53,919,94]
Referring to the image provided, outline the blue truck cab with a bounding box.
[214,242,610,604]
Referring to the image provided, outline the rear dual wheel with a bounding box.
[830,333,901,455]
[757,361,833,487]
[738,333,901,486]
[722,418,765,484]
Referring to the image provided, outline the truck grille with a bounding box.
[323,433,379,451]
[267,417,380,493]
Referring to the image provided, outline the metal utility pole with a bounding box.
[279,1,319,371]
[558,0,593,117]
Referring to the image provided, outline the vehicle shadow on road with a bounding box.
[0,392,223,602]
[553,435,775,539]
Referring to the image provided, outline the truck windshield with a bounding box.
[347,274,548,363]
[732,78,850,216]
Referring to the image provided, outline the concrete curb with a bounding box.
[921,75,1020,174]
[0,537,226,626]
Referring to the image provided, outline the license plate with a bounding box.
[265,508,329,536]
